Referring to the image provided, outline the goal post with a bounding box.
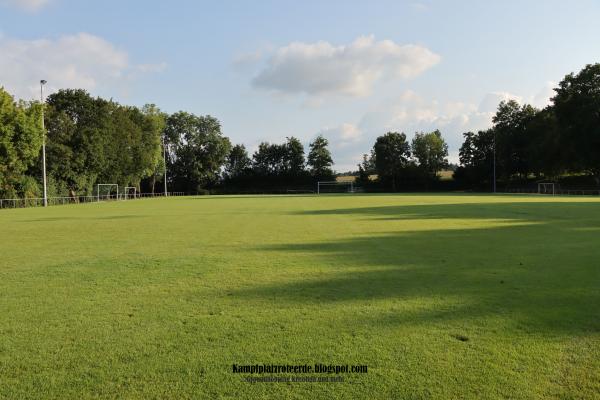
[124,186,137,200]
[538,182,555,195]
[317,181,355,194]
[97,184,119,202]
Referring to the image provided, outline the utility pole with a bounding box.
[163,135,168,196]
[40,80,48,207]
[493,131,497,193]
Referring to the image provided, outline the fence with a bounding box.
[504,188,600,196]
[0,192,188,210]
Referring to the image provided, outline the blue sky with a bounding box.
[1,0,600,170]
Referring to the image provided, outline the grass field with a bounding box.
[1,194,599,399]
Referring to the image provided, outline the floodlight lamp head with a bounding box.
[40,80,47,85]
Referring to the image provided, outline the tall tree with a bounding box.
[526,107,562,178]
[125,104,166,193]
[252,142,287,176]
[165,112,231,191]
[357,150,376,187]
[455,129,495,188]
[284,136,305,176]
[225,144,252,179]
[307,135,334,180]
[0,88,44,198]
[411,130,449,179]
[44,89,111,195]
[373,131,411,191]
[492,100,537,179]
[553,63,600,184]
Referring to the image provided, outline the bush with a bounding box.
[18,175,41,199]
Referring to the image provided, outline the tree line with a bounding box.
[1,63,599,198]
[356,130,449,191]
[455,63,600,190]
[356,63,600,192]
[0,87,336,198]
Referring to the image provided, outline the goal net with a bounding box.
[538,182,555,195]
[97,184,119,202]
[317,181,356,194]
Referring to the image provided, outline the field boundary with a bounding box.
[0,192,188,210]
[504,188,600,196]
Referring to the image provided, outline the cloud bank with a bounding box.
[0,0,51,12]
[319,85,557,171]
[0,33,164,100]
[252,35,440,97]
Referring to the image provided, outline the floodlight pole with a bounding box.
[40,80,48,207]
[162,135,168,197]
[493,130,497,193]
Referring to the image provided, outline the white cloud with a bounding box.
[325,91,499,168]
[1,0,50,12]
[252,35,440,97]
[331,84,555,167]
[477,84,557,113]
[478,91,522,113]
[411,2,429,11]
[0,33,164,100]
[362,91,499,148]
[136,62,168,73]
[530,81,556,108]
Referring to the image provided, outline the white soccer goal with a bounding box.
[317,181,355,194]
[123,186,137,200]
[97,184,119,202]
[538,182,556,195]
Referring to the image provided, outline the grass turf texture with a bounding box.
[1,194,599,399]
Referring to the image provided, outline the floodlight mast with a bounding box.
[163,135,168,197]
[493,130,497,193]
[40,80,48,207]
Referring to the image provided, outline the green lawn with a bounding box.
[1,194,599,399]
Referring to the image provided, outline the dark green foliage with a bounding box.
[285,137,306,176]
[307,135,334,180]
[225,144,252,179]
[44,90,165,195]
[526,108,562,178]
[221,137,313,192]
[373,132,411,191]
[252,142,286,175]
[165,112,231,191]
[4,62,600,197]
[251,137,306,177]
[492,100,537,180]
[127,104,166,193]
[0,87,44,198]
[456,63,600,189]
[553,63,600,183]
[357,151,376,188]
[455,129,495,189]
[411,129,449,179]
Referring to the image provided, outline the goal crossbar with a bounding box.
[317,181,355,194]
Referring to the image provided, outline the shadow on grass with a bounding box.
[19,214,148,222]
[237,202,600,334]
[19,216,82,222]
[91,215,148,220]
